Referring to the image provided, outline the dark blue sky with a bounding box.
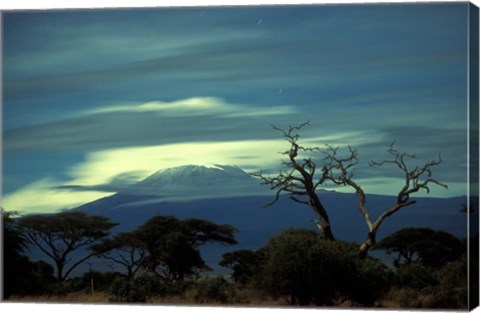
[2,3,472,213]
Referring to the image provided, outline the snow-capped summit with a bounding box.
[120,164,268,201]
[138,164,253,188]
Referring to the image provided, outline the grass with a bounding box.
[7,288,287,306]
[8,292,109,304]
[6,286,467,309]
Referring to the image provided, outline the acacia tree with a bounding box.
[219,249,263,285]
[253,122,447,255]
[374,228,465,268]
[136,215,237,281]
[17,211,118,282]
[93,232,146,280]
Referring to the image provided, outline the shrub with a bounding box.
[257,228,391,306]
[396,263,438,290]
[108,274,191,303]
[108,277,147,303]
[392,256,468,309]
[346,255,394,305]
[79,270,123,292]
[193,276,240,304]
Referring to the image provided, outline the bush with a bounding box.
[193,276,241,304]
[108,274,191,303]
[108,277,147,303]
[79,270,123,292]
[257,228,391,306]
[392,256,468,309]
[396,263,438,290]
[431,254,468,308]
[346,255,394,305]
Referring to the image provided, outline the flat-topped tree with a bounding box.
[92,232,146,281]
[17,211,118,282]
[252,122,447,255]
[136,215,237,281]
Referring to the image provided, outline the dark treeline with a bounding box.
[1,209,475,308]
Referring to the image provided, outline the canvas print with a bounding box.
[1,2,479,310]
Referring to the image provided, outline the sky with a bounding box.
[1,3,473,214]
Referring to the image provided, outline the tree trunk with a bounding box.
[55,261,65,282]
[309,193,335,240]
[359,232,376,257]
[127,267,133,281]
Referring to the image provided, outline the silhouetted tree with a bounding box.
[93,232,146,280]
[182,218,238,247]
[2,209,56,297]
[3,209,29,297]
[220,249,262,284]
[17,211,118,282]
[136,215,237,281]
[253,122,447,255]
[375,228,465,268]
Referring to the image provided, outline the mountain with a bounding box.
[74,164,270,213]
[71,164,469,273]
[97,164,271,206]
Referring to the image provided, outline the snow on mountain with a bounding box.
[118,164,270,201]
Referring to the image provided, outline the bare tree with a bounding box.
[253,122,447,255]
[252,122,335,240]
[357,142,448,254]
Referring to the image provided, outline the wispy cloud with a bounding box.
[2,179,113,214]
[3,127,463,214]
[3,139,289,213]
[2,4,470,214]
[3,97,298,153]
[87,97,296,118]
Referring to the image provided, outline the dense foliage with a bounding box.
[252,228,391,305]
[376,228,470,308]
[219,249,262,285]
[2,210,56,298]
[133,215,237,280]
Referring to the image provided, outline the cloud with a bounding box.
[54,171,144,192]
[3,124,465,214]
[3,97,298,153]
[87,97,295,118]
[58,131,386,190]
[4,4,467,107]
[65,140,290,187]
[2,5,470,214]
[2,179,113,214]
[4,139,292,213]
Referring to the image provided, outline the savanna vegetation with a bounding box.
[2,208,473,308]
[2,124,477,309]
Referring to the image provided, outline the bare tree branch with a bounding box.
[253,124,448,257]
[357,142,448,255]
[251,122,335,240]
